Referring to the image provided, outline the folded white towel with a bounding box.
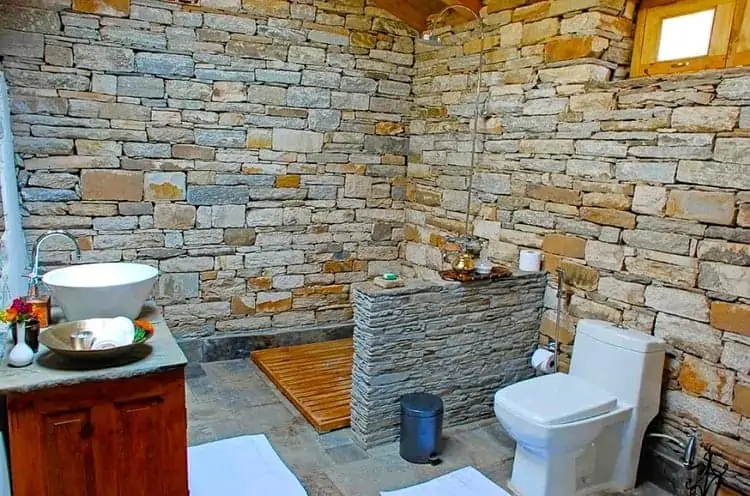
[188,435,307,496]
[381,467,510,496]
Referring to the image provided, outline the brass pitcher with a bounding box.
[444,251,477,273]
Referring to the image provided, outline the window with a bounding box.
[657,9,715,61]
[631,0,749,76]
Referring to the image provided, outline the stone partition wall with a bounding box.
[350,272,545,448]
[405,0,750,490]
[0,0,415,359]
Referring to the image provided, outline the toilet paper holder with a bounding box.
[537,269,565,373]
[547,268,566,374]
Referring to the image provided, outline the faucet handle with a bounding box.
[684,431,699,467]
[24,271,42,296]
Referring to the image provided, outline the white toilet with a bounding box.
[494,319,666,496]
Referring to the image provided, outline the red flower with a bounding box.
[5,298,35,322]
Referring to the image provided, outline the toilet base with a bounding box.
[509,445,577,496]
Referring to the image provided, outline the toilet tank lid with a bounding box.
[577,319,666,353]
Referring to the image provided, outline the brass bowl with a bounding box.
[40,319,153,361]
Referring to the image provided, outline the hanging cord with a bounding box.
[685,446,730,496]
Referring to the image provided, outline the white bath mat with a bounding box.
[381,466,510,496]
[188,434,307,496]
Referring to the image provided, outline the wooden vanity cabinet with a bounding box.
[6,367,188,496]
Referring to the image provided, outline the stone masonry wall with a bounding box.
[405,0,750,490]
[0,0,415,359]
[4,0,750,484]
[350,272,545,448]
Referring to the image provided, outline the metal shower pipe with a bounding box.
[421,5,486,241]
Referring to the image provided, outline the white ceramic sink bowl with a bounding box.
[42,263,159,321]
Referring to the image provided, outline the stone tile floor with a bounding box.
[186,359,673,496]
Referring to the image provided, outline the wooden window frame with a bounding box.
[631,0,750,77]
[728,0,750,66]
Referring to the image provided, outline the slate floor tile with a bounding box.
[187,359,669,496]
[324,443,370,465]
[298,471,346,496]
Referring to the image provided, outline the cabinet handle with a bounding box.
[80,421,94,439]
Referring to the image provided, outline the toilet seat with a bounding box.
[494,373,617,426]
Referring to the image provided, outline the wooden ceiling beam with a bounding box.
[374,0,429,31]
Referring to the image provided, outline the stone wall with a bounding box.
[4,0,749,485]
[350,272,545,448]
[405,0,749,490]
[0,0,415,359]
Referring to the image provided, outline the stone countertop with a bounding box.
[0,305,187,395]
[353,270,547,297]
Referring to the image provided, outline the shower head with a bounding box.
[418,4,481,47]
[417,31,442,46]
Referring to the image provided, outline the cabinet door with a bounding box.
[40,409,97,496]
[109,372,188,496]
[8,400,110,496]
[8,368,187,496]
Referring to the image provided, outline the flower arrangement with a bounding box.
[1,298,43,324]
[133,319,154,343]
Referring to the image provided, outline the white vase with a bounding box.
[8,322,34,367]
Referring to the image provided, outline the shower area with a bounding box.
[250,5,549,447]
[252,271,546,447]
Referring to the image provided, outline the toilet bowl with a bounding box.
[494,320,666,496]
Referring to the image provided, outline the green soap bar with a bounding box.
[382,272,398,281]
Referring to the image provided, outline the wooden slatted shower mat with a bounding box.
[251,338,353,432]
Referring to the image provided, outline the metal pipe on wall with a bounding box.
[419,6,486,245]
[0,71,28,305]
[554,269,565,374]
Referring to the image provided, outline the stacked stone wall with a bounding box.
[0,0,414,357]
[4,0,750,487]
[405,0,750,489]
[350,273,545,448]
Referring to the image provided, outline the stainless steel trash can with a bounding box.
[399,393,443,464]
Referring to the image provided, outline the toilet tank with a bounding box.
[569,320,666,408]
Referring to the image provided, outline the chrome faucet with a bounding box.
[27,230,81,294]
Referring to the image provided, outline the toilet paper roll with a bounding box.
[519,250,542,272]
[531,348,556,374]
